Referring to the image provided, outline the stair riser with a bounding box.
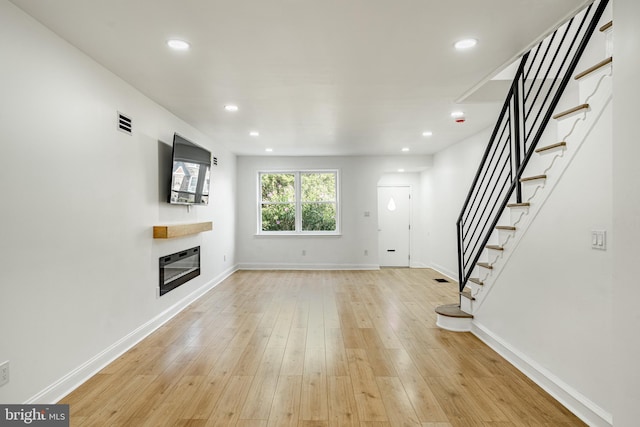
[473,264,494,280]
[496,228,515,246]
[554,108,590,140]
[509,207,530,226]
[465,282,482,294]
[551,80,581,119]
[436,314,472,332]
[578,63,613,103]
[522,125,559,172]
[520,179,546,202]
[460,296,473,313]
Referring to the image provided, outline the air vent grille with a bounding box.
[117,112,132,134]
[212,156,218,166]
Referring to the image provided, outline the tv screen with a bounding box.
[169,133,211,205]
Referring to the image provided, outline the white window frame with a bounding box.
[257,169,341,235]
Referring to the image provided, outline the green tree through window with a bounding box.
[260,173,296,231]
[301,173,336,231]
[259,171,339,233]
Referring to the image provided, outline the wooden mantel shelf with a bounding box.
[153,221,213,239]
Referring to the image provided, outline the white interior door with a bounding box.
[378,186,410,267]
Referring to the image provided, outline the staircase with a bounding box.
[436,0,612,332]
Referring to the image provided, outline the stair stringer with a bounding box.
[462,67,612,314]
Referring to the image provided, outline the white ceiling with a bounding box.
[10,0,589,156]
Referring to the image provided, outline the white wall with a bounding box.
[612,0,640,424]
[0,0,236,403]
[236,155,430,269]
[419,128,490,278]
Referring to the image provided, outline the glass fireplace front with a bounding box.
[159,246,200,296]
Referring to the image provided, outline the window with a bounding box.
[259,170,339,234]
[260,172,296,232]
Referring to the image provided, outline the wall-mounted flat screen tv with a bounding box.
[169,133,211,205]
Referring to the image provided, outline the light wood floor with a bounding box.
[61,269,585,426]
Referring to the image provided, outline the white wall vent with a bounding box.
[117,112,132,134]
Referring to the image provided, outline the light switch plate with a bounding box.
[591,230,606,250]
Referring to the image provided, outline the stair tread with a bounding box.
[460,291,475,301]
[553,104,589,120]
[507,202,530,208]
[435,303,473,318]
[496,225,516,231]
[600,21,612,32]
[477,262,493,269]
[486,245,504,251]
[575,57,613,80]
[468,278,484,286]
[520,174,547,182]
[536,141,567,153]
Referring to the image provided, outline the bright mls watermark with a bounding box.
[0,405,68,426]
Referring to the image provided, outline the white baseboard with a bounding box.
[471,322,612,427]
[27,265,238,405]
[428,264,458,282]
[237,262,380,270]
[409,262,430,268]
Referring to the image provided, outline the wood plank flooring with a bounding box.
[60,269,585,426]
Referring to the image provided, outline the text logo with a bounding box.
[0,405,68,426]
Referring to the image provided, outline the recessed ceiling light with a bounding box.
[455,38,478,50]
[265,148,273,152]
[249,131,260,137]
[224,105,239,112]
[398,169,405,173]
[401,147,410,152]
[422,131,433,137]
[451,111,465,118]
[167,39,190,50]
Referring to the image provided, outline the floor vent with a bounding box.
[117,112,132,134]
[434,278,449,283]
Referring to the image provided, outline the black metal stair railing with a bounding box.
[456,0,609,292]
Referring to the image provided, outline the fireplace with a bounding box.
[159,246,200,296]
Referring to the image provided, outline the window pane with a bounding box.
[302,203,336,231]
[261,203,295,231]
[261,173,295,203]
[301,173,336,202]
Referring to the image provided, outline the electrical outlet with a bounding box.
[0,361,9,387]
